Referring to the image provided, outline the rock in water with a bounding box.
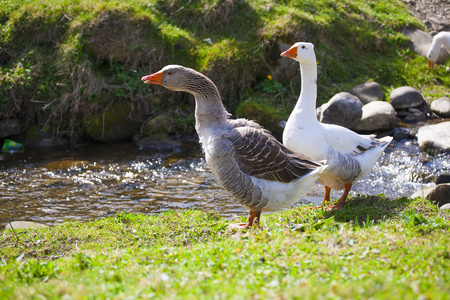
[436,174,450,184]
[430,97,450,118]
[424,184,450,206]
[418,122,450,153]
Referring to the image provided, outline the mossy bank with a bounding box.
[0,0,449,143]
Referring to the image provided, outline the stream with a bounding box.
[0,135,449,229]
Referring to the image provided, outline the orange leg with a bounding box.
[322,186,331,205]
[229,211,261,229]
[309,185,332,209]
[326,182,352,210]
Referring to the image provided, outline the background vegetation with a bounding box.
[0,0,449,140]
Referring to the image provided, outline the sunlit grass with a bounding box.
[1,196,449,299]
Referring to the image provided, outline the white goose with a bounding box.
[427,31,450,69]
[281,42,392,210]
[142,65,327,228]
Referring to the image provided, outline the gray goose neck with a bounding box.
[186,74,229,128]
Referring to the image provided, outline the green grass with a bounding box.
[0,0,448,138]
[1,196,449,299]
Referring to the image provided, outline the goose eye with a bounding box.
[301,45,306,49]
[167,71,172,75]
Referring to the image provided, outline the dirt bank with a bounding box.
[401,0,450,33]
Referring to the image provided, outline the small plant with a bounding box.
[353,214,375,229]
[115,212,136,224]
[400,209,449,236]
[290,215,336,232]
[71,253,93,271]
[401,209,428,227]
[255,76,286,94]
[16,260,59,283]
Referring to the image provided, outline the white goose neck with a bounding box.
[295,60,318,121]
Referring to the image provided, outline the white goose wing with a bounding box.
[321,123,378,156]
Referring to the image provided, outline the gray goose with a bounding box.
[141,65,326,228]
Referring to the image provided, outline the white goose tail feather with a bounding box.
[354,136,393,181]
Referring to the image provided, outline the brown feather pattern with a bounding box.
[230,126,322,183]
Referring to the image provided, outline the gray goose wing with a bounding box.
[229,125,322,183]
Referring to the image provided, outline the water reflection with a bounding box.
[0,138,449,228]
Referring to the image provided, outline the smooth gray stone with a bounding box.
[352,101,397,131]
[348,81,385,104]
[390,86,425,109]
[0,119,20,139]
[4,221,48,230]
[317,92,363,129]
[430,97,450,118]
[418,122,450,153]
[440,203,450,210]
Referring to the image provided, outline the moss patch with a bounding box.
[141,114,175,136]
[236,97,288,139]
[84,101,141,142]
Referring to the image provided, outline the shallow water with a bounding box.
[0,137,449,229]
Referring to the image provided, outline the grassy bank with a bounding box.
[0,0,449,139]
[1,196,449,299]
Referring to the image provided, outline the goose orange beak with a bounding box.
[141,71,163,85]
[281,46,297,58]
[427,60,434,70]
